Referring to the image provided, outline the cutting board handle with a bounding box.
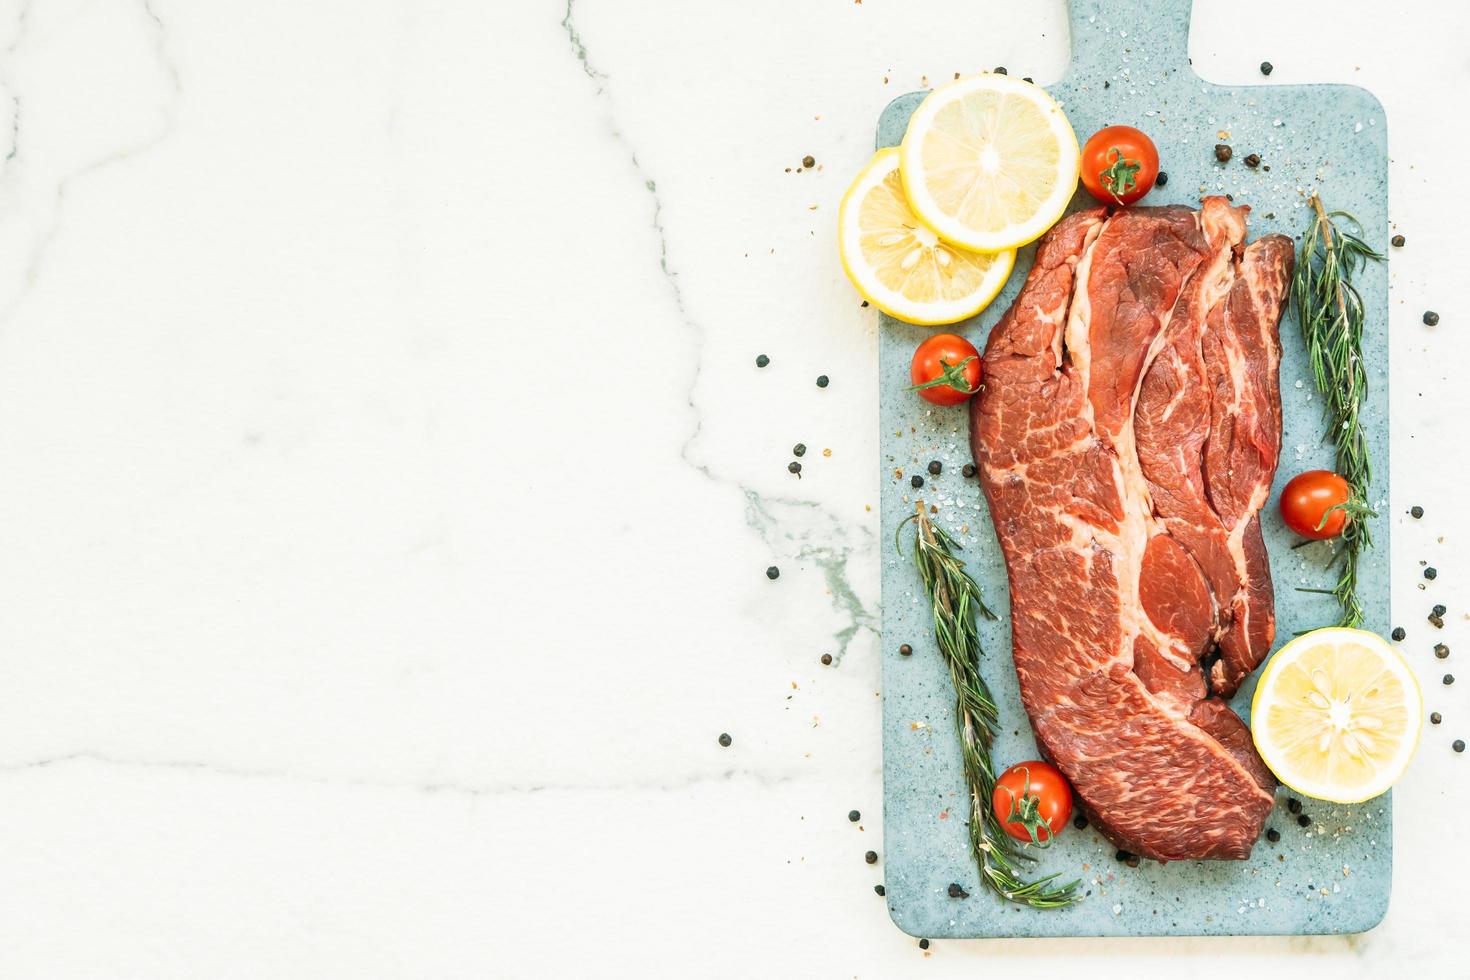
[1064,0,1194,80]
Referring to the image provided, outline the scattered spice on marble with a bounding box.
[822,448,832,458]
[1244,153,1261,168]
[1431,711,1442,725]
[927,460,942,476]
[1411,505,1424,518]
[766,565,780,580]
[1435,644,1450,659]
[718,733,732,747]
[962,463,977,478]
[788,461,802,477]
[1260,61,1273,75]
[1297,814,1312,828]
[865,850,879,864]
[1287,797,1303,814]
[849,809,861,822]
[1455,740,1465,753]
[816,374,830,388]
[911,475,924,489]
[1425,566,1438,580]
[1423,311,1440,326]
[1391,627,1405,641]
[821,653,833,666]
[793,443,806,457]
[802,155,815,168]
[1214,143,1233,162]
[899,644,913,656]
[1266,827,1281,842]
[1444,674,1455,686]
[1391,234,1405,248]
[755,354,770,367]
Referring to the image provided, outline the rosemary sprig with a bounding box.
[900,503,1080,909]
[1292,195,1383,628]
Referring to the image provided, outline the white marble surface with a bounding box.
[0,0,1466,976]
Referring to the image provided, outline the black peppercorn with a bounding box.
[1298,814,1312,828]
[947,882,969,898]
[1391,234,1405,248]
[994,66,1008,75]
[766,566,780,580]
[1156,170,1169,186]
[1436,644,1450,659]
[1426,567,1438,580]
[865,850,878,865]
[1411,505,1424,518]
[1260,61,1273,75]
[1215,144,1233,162]
[899,643,912,656]
[962,463,977,478]
[1423,311,1440,326]
[1244,153,1261,168]
[788,461,802,475]
[1266,827,1281,842]
[1391,627,1405,641]
[1072,813,1088,830]
[816,375,830,388]
[821,653,833,666]
[911,475,924,489]
[793,443,806,457]
[875,884,886,896]
[1115,849,1133,862]
[1023,76,1034,83]
[1444,674,1455,686]
[802,155,815,168]
[849,809,861,822]
[1287,798,1302,814]
[1455,740,1466,753]
[918,939,930,950]
[718,733,732,747]
[1434,604,1447,617]
[927,460,942,476]
[755,354,770,367]
[1431,712,1442,725]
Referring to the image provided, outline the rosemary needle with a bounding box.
[900,503,1081,909]
[1292,195,1383,628]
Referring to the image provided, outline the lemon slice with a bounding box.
[1251,627,1423,804]
[838,147,1014,326]
[899,74,1080,253]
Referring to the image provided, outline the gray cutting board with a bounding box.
[878,0,1391,939]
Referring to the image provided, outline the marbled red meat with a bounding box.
[969,199,1292,861]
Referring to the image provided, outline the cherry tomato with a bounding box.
[991,760,1073,844]
[909,333,981,407]
[1080,126,1160,205]
[1280,470,1353,539]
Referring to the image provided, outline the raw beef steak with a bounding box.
[970,199,1292,861]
